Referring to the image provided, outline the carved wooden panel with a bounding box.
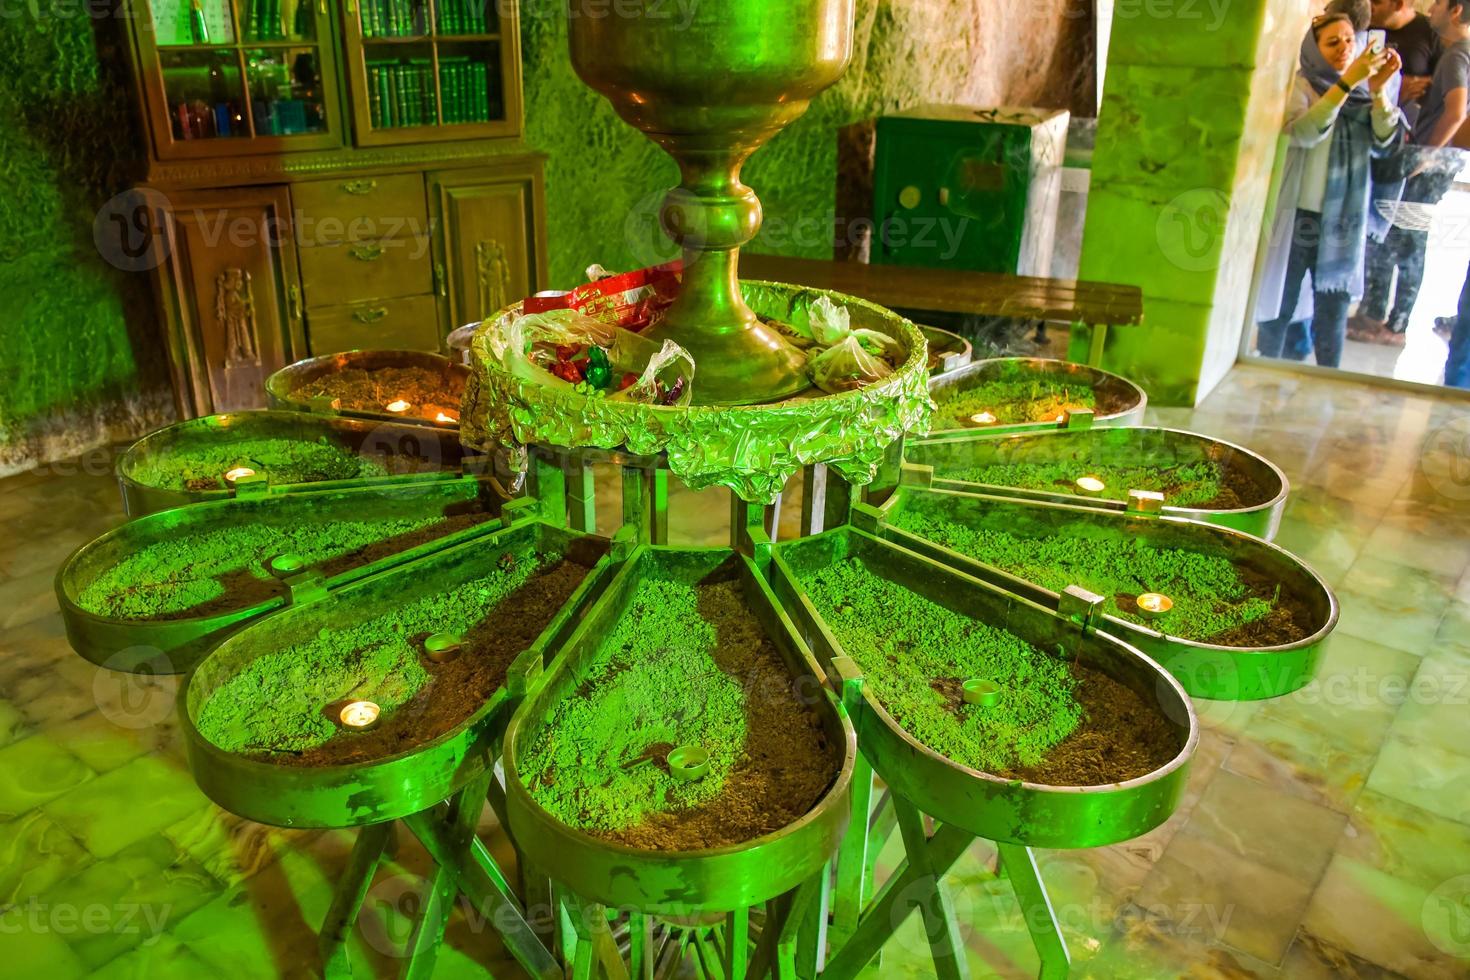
[428,163,546,329]
[159,185,304,415]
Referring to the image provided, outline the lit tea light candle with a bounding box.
[339,700,381,730]
[667,744,711,782]
[970,411,998,425]
[423,632,463,663]
[1136,592,1173,619]
[962,678,1003,707]
[385,399,412,413]
[1075,475,1106,496]
[435,411,457,424]
[222,466,256,487]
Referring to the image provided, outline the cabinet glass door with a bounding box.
[135,0,343,157]
[345,0,521,146]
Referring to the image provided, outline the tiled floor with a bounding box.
[1,365,1468,978]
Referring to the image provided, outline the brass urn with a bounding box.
[569,0,856,404]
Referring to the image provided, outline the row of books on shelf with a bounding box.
[244,0,311,40]
[174,99,315,139]
[366,59,495,129]
[361,0,490,37]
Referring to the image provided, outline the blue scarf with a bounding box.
[1299,30,1399,294]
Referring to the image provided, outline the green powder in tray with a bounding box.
[935,377,1097,427]
[77,514,484,620]
[893,511,1277,642]
[195,548,561,758]
[946,459,1226,509]
[520,574,837,850]
[130,437,392,491]
[800,556,1081,776]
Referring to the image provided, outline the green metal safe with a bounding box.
[871,105,1069,277]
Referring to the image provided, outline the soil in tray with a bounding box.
[520,572,841,851]
[934,372,1098,427]
[77,511,495,621]
[128,437,434,492]
[942,458,1266,511]
[194,548,590,766]
[799,557,1178,785]
[292,366,462,424]
[893,511,1314,646]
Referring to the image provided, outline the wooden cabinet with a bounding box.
[153,185,306,416]
[119,0,546,417]
[430,162,544,329]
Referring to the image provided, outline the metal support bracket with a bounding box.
[1061,408,1094,430]
[1126,488,1165,515]
[899,463,934,488]
[1058,584,1105,631]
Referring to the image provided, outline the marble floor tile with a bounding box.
[1336,557,1457,657]
[0,810,93,910]
[1279,931,1413,979]
[42,755,210,859]
[1364,732,1470,825]
[0,903,91,979]
[40,833,222,970]
[1301,855,1470,980]
[0,736,96,822]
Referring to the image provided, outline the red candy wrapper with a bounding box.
[522,261,682,333]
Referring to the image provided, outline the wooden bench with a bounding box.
[739,253,1142,366]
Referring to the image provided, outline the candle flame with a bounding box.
[340,700,380,729]
[1075,476,1106,493]
[385,399,411,413]
[223,466,256,483]
[970,411,998,424]
[435,411,457,423]
[1137,592,1173,615]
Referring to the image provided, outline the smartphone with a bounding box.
[1368,29,1386,54]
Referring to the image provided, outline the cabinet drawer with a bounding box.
[293,174,429,245]
[307,294,442,355]
[299,235,433,308]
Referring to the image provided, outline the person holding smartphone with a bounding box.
[1255,14,1405,367]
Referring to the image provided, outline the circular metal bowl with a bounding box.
[117,410,473,517]
[873,488,1339,701]
[55,478,506,675]
[266,349,469,429]
[928,357,1148,438]
[503,547,856,914]
[178,521,614,828]
[917,324,973,376]
[769,526,1197,850]
[906,426,1290,540]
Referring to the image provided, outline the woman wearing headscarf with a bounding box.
[1255,13,1405,367]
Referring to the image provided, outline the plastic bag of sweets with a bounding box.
[523,261,682,333]
[495,308,694,406]
[804,295,904,393]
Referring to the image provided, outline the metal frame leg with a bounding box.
[891,798,969,980]
[319,820,393,979]
[568,456,598,532]
[995,843,1070,980]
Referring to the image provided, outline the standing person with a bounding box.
[1354,0,1444,344]
[1256,15,1404,368]
[1361,0,1470,339]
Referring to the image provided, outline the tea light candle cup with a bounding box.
[423,632,463,664]
[667,744,711,782]
[970,411,998,425]
[962,678,1002,707]
[339,700,381,731]
[1075,475,1107,496]
[1136,592,1173,620]
[385,399,412,414]
[267,553,308,579]
[222,465,257,487]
